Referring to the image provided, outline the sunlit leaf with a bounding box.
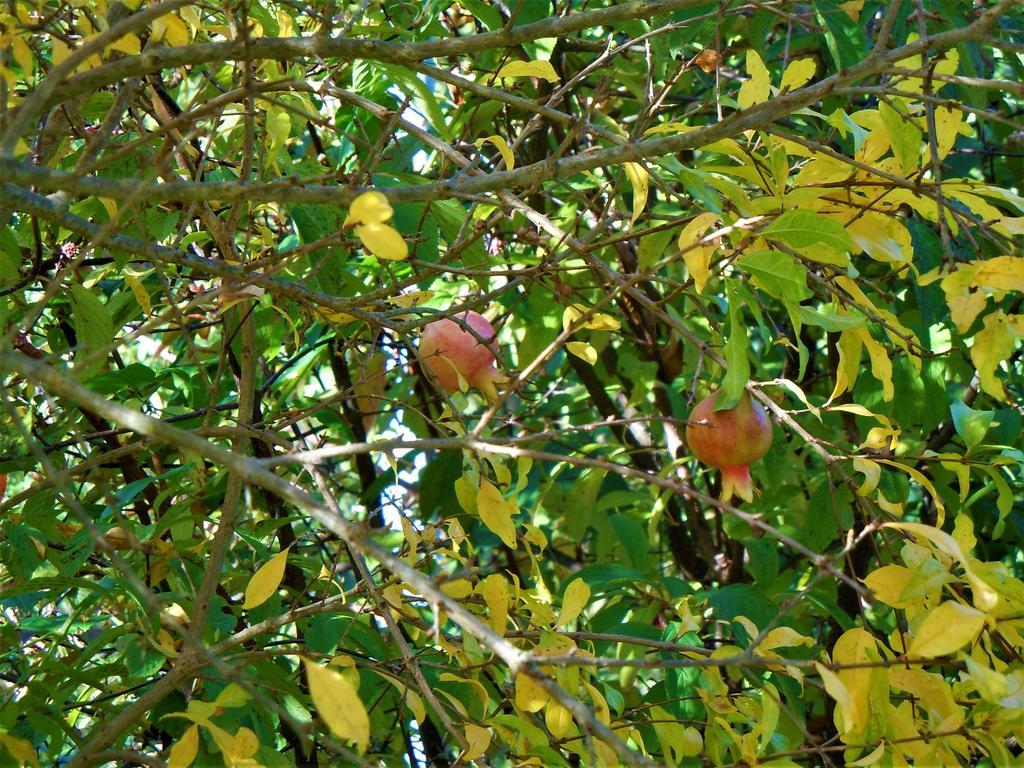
[622,162,649,227]
[495,59,559,82]
[477,480,518,549]
[475,134,515,170]
[556,578,590,628]
[242,546,290,609]
[738,49,771,108]
[910,601,986,658]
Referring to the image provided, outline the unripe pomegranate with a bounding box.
[419,311,508,402]
[685,389,772,503]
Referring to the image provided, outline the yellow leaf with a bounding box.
[566,341,597,365]
[0,734,40,767]
[759,626,815,652]
[347,191,394,227]
[972,256,1024,292]
[167,724,199,768]
[737,50,771,108]
[124,274,151,316]
[478,573,509,634]
[562,304,620,332]
[556,578,590,628]
[827,329,862,402]
[496,59,559,83]
[214,682,251,708]
[855,328,894,401]
[677,212,719,293]
[463,723,491,761]
[863,565,917,609]
[477,479,518,549]
[11,36,33,77]
[853,457,881,496]
[242,546,290,609]
[105,33,141,56]
[52,38,69,67]
[355,223,409,261]
[151,14,190,46]
[848,742,886,767]
[232,727,259,759]
[645,121,694,135]
[814,662,854,736]
[475,134,515,170]
[779,58,816,92]
[909,601,986,658]
[970,311,1023,401]
[623,161,648,227]
[440,578,474,598]
[515,673,550,712]
[303,658,370,753]
[545,699,573,737]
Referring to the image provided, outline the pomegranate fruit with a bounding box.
[685,389,772,503]
[419,311,508,402]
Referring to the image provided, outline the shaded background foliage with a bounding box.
[0,1,1022,766]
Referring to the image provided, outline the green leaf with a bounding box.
[0,226,20,285]
[761,210,856,253]
[950,400,994,450]
[879,100,922,174]
[794,305,866,331]
[736,250,811,302]
[69,284,114,381]
[719,281,749,410]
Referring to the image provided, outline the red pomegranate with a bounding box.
[419,311,507,402]
[685,389,772,503]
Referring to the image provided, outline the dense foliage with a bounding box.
[1,1,1022,766]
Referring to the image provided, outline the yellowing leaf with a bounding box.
[779,58,816,92]
[562,304,620,332]
[855,329,894,401]
[151,14,190,46]
[232,727,259,759]
[11,36,33,77]
[556,578,590,628]
[125,274,151,316]
[970,311,1023,401]
[478,573,509,634]
[475,134,515,170]
[677,212,719,293]
[214,683,251,708]
[738,50,771,109]
[477,480,518,549]
[566,341,597,364]
[242,546,290,609]
[909,601,986,658]
[852,457,881,496]
[863,565,916,609]
[167,724,199,768]
[972,256,1024,291]
[545,699,573,737]
[496,59,559,83]
[105,33,141,56]
[623,161,648,227]
[355,223,409,261]
[347,191,394,227]
[303,658,370,753]
[818,659,863,743]
[848,742,886,767]
[463,723,491,761]
[515,672,550,712]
